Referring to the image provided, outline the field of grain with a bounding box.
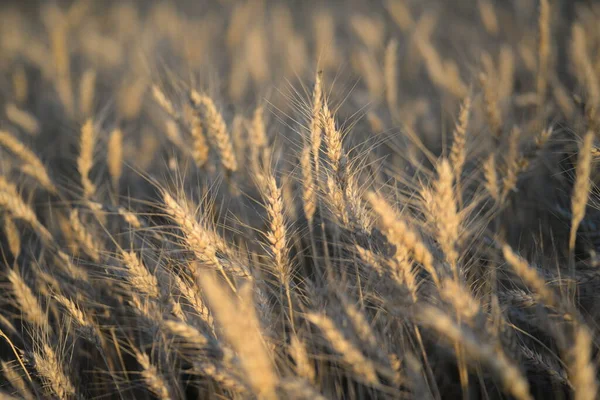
[0,0,599,399]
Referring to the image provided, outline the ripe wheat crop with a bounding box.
[0,1,599,399]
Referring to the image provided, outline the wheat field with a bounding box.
[0,0,599,399]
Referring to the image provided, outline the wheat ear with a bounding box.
[134,350,172,400]
[4,217,21,258]
[418,306,532,400]
[301,145,316,223]
[367,191,439,287]
[77,119,96,198]
[33,343,76,399]
[569,131,594,252]
[0,131,56,193]
[569,325,598,400]
[306,313,379,384]
[107,128,122,191]
[1,361,34,400]
[449,96,471,181]
[8,268,48,330]
[190,90,237,172]
[502,245,557,308]
[199,274,278,400]
[0,177,52,243]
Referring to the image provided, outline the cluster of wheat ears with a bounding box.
[1,0,600,399]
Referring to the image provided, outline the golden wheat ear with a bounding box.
[190,90,238,173]
[199,273,279,400]
[77,119,96,198]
